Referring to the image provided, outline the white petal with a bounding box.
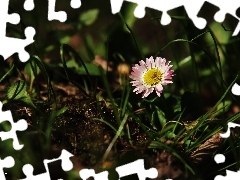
[155,84,163,96]
[142,87,154,98]
[155,57,160,68]
[146,58,151,69]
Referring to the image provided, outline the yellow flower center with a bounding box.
[143,68,162,86]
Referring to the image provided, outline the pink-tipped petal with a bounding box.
[129,56,174,98]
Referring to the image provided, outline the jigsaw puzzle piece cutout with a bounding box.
[116,159,158,180]
[48,0,81,22]
[197,1,220,28]
[44,149,74,171]
[48,0,67,22]
[109,0,240,36]
[110,0,186,25]
[0,156,14,180]
[201,0,240,36]
[70,0,81,9]
[110,0,208,29]
[232,83,240,96]
[24,0,34,11]
[20,164,50,180]
[24,0,81,12]
[236,7,240,18]
[0,0,35,62]
[79,169,109,180]
[24,0,35,11]
[220,122,240,138]
[211,1,240,23]
[0,0,20,37]
[214,170,240,180]
[214,154,225,164]
[166,5,204,38]
[235,7,240,36]
[48,159,71,179]
[0,27,35,62]
[0,0,82,62]
[220,13,239,36]
[197,1,239,36]
[181,1,208,29]
[20,149,74,180]
[0,102,28,150]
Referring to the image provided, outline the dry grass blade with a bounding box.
[190,133,223,164]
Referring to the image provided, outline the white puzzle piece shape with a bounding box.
[109,0,240,36]
[20,149,74,180]
[0,102,28,150]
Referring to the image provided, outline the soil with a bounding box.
[0,81,225,180]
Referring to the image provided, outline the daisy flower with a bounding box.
[129,56,174,98]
